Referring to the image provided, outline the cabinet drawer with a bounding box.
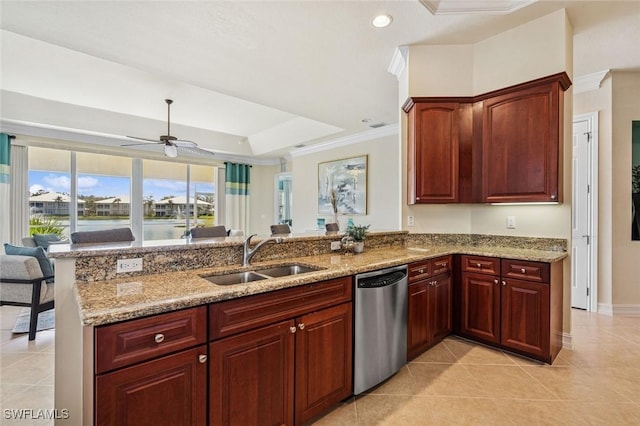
[408,261,431,283]
[431,256,452,276]
[461,255,500,275]
[95,306,207,374]
[502,259,549,283]
[210,277,352,340]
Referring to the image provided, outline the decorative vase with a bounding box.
[353,241,364,253]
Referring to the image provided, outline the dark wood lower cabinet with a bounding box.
[209,303,352,426]
[95,346,207,426]
[501,278,550,359]
[209,320,295,426]
[458,255,562,363]
[460,271,500,344]
[295,303,352,425]
[407,263,452,361]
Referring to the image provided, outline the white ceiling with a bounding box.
[1,1,639,162]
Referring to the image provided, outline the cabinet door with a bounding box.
[429,273,452,343]
[408,102,460,203]
[210,320,295,426]
[95,346,207,426]
[460,272,500,344]
[407,281,431,360]
[295,303,353,425]
[481,82,562,203]
[501,278,550,359]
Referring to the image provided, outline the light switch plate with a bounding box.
[506,216,516,229]
[116,258,143,273]
[408,216,415,227]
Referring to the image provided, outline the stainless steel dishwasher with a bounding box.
[353,264,408,395]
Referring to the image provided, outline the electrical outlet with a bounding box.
[408,216,415,227]
[506,216,516,229]
[331,241,342,251]
[116,258,143,273]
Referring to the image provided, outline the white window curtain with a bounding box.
[224,162,251,235]
[0,133,11,246]
[9,142,29,244]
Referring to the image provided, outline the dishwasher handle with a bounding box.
[357,270,407,289]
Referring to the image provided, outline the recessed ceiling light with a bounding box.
[361,118,372,123]
[372,14,393,28]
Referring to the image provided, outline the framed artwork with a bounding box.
[318,155,367,215]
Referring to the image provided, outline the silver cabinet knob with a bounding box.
[476,263,482,268]
[521,268,526,274]
[494,279,499,284]
[551,194,556,200]
[198,354,207,364]
[289,326,297,334]
[298,323,305,330]
[154,333,165,343]
[502,281,506,286]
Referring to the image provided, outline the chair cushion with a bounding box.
[190,226,227,238]
[3,244,54,282]
[21,237,37,248]
[32,233,61,250]
[70,228,135,244]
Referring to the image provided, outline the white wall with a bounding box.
[611,72,640,307]
[403,9,573,241]
[291,134,401,233]
[249,164,280,236]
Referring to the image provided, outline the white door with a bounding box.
[571,118,591,309]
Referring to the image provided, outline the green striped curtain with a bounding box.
[0,133,10,184]
[1,133,12,245]
[224,162,251,234]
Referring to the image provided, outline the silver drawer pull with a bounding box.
[298,323,305,330]
[154,333,165,344]
[289,326,297,334]
[418,268,424,274]
[521,268,526,274]
[198,354,207,364]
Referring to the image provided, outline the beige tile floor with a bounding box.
[0,307,638,425]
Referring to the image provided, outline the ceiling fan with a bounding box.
[123,99,215,158]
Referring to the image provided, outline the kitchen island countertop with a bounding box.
[72,243,567,327]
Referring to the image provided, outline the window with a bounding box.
[76,152,132,232]
[142,160,217,240]
[28,147,71,237]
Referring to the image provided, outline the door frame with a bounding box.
[572,112,599,312]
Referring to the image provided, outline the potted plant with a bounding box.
[346,224,370,253]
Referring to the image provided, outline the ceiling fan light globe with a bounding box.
[165,144,178,158]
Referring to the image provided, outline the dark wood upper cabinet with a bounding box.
[403,72,571,204]
[406,102,462,203]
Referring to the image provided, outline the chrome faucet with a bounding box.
[242,234,282,266]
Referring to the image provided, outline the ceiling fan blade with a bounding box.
[121,142,163,147]
[125,135,162,143]
[177,145,216,157]
[172,139,198,147]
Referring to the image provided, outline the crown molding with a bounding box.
[0,119,280,166]
[420,0,536,15]
[289,124,399,157]
[388,46,408,80]
[573,69,610,94]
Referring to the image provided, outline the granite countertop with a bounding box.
[74,244,566,327]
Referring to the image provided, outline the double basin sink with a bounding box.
[201,264,324,286]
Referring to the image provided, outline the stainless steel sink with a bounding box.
[201,263,324,285]
[254,264,321,277]
[201,271,268,285]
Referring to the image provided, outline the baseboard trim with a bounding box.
[597,303,640,316]
[561,332,574,350]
